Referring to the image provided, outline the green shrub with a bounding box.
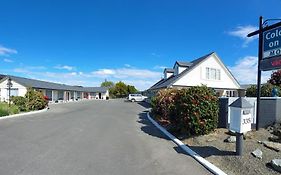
[11,96,28,111]
[9,105,20,114]
[245,85,257,97]
[0,103,20,116]
[246,83,281,97]
[25,89,48,110]
[152,86,219,136]
[0,108,9,117]
[151,88,178,124]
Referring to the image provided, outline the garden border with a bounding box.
[0,108,48,120]
[147,112,227,175]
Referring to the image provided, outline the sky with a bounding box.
[0,0,281,90]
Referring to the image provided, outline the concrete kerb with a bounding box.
[147,112,227,175]
[0,108,48,120]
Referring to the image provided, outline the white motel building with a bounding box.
[147,52,244,97]
[0,75,109,102]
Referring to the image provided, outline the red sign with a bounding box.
[260,56,281,71]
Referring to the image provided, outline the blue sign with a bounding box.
[263,26,281,59]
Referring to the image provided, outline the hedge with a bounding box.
[152,86,219,136]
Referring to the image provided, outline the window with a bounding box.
[225,90,236,97]
[7,88,19,97]
[206,67,221,80]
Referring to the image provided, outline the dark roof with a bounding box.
[229,97,253,108]
[164,68,174,73]
[174,61,193,67]
[0,75,107,92]
[149,52,214,90]
[149,78,166,90]
[240,84,255,90]
[83,87,108,93]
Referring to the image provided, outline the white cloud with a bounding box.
[3,58,13,63]
[11,65,162,90]
[124,64,131,67]
[14,66,46,72]
[228,56,271,84]
[92,68,161,80]
[91,68,162,90]
[91,69,116,77]
[228,25,258,47]
[0,45,17,56]
[153,65,167,70]
[54,65,75,71]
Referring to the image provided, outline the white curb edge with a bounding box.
[0,108,48,120]
[147,112,227,175]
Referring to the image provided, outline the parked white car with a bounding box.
[128,94,147,102]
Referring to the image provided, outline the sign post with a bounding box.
[248,17,281,131]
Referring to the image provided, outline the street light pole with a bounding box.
[7,77,13,107]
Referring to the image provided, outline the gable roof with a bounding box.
[173,61,192,68]
[164,68,174,73]
[148,52,241,90]
[0,75,107,92]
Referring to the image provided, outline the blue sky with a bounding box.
[0,0,281,90]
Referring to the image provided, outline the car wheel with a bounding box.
[131,99,135,102]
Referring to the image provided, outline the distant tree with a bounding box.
[113,81,128,98]
[127,85,138,94]
[109,81,138,98]
[245,85,257,97]
[101,80,114,88]
[245,83,281,97]
[268,70,281,86]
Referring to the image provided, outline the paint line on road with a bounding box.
[0,108,48,120]
[147,112,227,175]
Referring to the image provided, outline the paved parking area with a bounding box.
[0,99,211,175]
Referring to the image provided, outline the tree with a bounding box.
[101,80,114,88]
[245,85,257,97]
[113,81,128,98]
[127,85,138,94]
[268,70,281,86]
[245,83,281,97]
[109,81,138,98]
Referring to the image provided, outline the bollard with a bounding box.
[236,132,243,156]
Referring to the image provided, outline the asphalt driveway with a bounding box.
[0,99,211,175]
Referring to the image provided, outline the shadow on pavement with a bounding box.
[137,102,151,109]
[138,112,169,140]
[173,145,236,158]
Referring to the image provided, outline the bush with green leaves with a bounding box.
[11,96,28,111]
[151,88,178,124]
[0,102,20,117]
[246,83,281,97]
[0,108,9,117]
[152,86,219,136]
[25,89,48,110]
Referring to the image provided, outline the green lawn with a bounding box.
[0,102,20,117]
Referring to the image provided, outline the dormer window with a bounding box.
[173,61,192,75]
[164,68,174,79]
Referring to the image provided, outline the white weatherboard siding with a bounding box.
[173,54,240,89]
[174,64,187,75]
[178,66,187,74]
[0,79,27,102]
